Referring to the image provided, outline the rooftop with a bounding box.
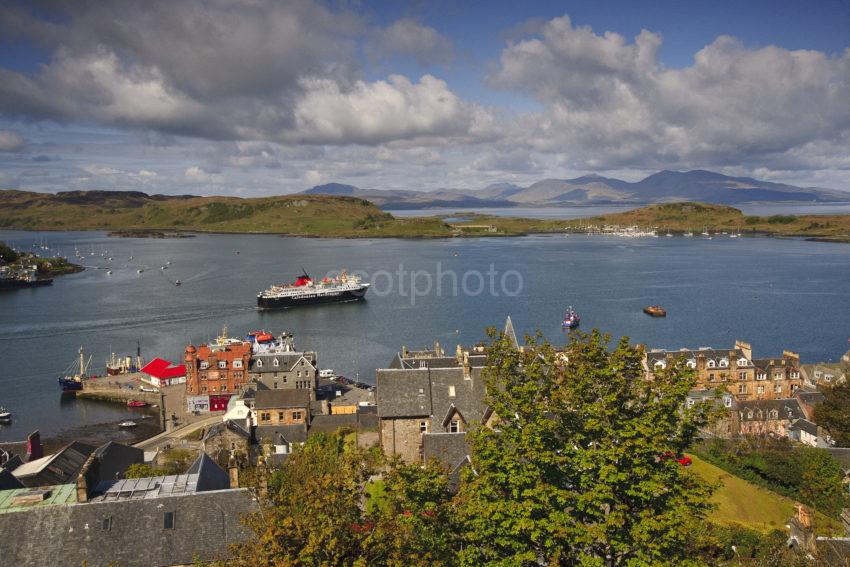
[254,388,311,409]
[0,484,77,514]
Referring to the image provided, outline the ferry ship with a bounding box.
[257,270,370,310]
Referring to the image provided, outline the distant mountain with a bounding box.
[301,170,848,208]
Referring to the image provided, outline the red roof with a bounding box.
[141,357,186,380]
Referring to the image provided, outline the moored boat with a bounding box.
[562,306,581,329]
[59,346,92,392]
[643,305,667,317]
[0,407,11,422]
[118,420,137,428]
[127,400,148,408]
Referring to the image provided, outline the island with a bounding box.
[0,240,84,288]
[1,190,849,242]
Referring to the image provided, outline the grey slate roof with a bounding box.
[255,388,311,409]
[736,398,805,421]
[92,441,144,483]
[250,352,315,373]
[422,432,470,472]
[790,418,819,437]
[186,453,231,492]
[796,390,826,406]
[256,424,308,445]
[0,488,257,567]
[309,414,358,435]
[377,368,433,417]
[0,467,23,490]
[202,419,252,443]
[12,441,96,487]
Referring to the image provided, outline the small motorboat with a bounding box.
[562,306,581,329]
[127,400,148,408]
[174,280,181,286]
[106,270,112,275]
[118,420,138,428]
[643,305,667,317]
[0,407,11,422]
[137,269,144,274]
[160,265,167,270]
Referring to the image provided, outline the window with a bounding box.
[654,360,666,369]
[201,385,208,393]
[164,512,175,530]
[273,382,278,389]
[233,360,242,369]
[739,371,747,380]
[273,358,280,367]
[257,360,263,368]
[292,411,303,421]
[420,361,427,368]
[708,373,715,382]
[261,412,270,422]
[686,359,696,369]
[738,358,749,366]
[769,410,779,420]
[720,373,727,382]
[419,421,428,433]
[707,360,716,368]
[747,410,753,419]
[757,385,764,394]
[297,370,301,378]
[724,397,732,408]
[757,372,766,381]
[449,420,460,433]
[278,412,284,421]
[686,398,694,408]
[738,384,747,394]
[102,517,112,531]
[448,385,456,397]
[418,388,425,395]
[301,359,305,366]
[719,359,728,368]
[218,360,226,369]
[200,361,209,370]
[774,384,782,393]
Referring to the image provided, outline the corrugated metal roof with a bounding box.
[0,484,77,513]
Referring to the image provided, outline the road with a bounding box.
[133,415,221,451]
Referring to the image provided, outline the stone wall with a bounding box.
[380,418,423,463]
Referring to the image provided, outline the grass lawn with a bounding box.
[365,479,387,515]
[688,454,842,534]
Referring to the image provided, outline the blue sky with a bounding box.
[0,0,849,195]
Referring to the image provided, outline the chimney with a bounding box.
[76,453,100,503]
[228,456,239,489]
[26,431,43,462]
[455,344,463,363]
[434,340,442,356]
[735,340,752,361]
[783,350,800,364]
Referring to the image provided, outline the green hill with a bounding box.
[0,190,453,237]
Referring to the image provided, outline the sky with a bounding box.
[0,0,849,196]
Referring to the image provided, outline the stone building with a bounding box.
[248,332,318,400]
[376,325,503,463]
[254,389,311,427]
[184,332,253,396]
[644,340,803,401]
[734,398,805,437]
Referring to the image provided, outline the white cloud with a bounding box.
[367,19,453,66]
[291,74,478,145]
[0,129,24,151]
[184,166,223,184]
[493,16,850,171]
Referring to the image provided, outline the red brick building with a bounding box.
[185,339,252,396]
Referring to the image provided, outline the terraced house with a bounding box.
[644,340,803,401]
[248,333,318,400]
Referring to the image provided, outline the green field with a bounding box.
[688,454,841,534]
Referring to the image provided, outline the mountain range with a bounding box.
[301,170,848,209]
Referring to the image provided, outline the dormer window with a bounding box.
[273,358,279,367]
[719,359,729,368]
[200,361,209,370]
[769,410,778,420]
[707,360,716,368]
[686,359,696,369]
[654,360,666,370]
[738,358,749,366]
[233,360,242,369]
[218,360,226,369]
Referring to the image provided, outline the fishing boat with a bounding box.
[118,420,138,428]
[562,306,581,329]
[643,305,667,317]
[58,347,92,392]
[0,407,11,422]
[127,400,148,408]
[106,345,143,376]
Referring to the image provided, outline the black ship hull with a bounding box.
[258,286,369,310]
[0,278,53,291]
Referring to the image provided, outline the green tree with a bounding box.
[814,381,850,447]
[456,329,718,566]
[361,459,458,566]
[124,463,155,479]
[798,447,847,516]
[231,433,377,566]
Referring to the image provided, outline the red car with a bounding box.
[659,452,692,467]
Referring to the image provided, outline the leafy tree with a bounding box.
[0,241,17,263]
[798,447,847,516]
[124,463,155,479]
[231,433,377,566]
[361,459,458,566]
[814,380,850,447]
[456,329,718,566]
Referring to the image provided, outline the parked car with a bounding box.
[659,452,692,467]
